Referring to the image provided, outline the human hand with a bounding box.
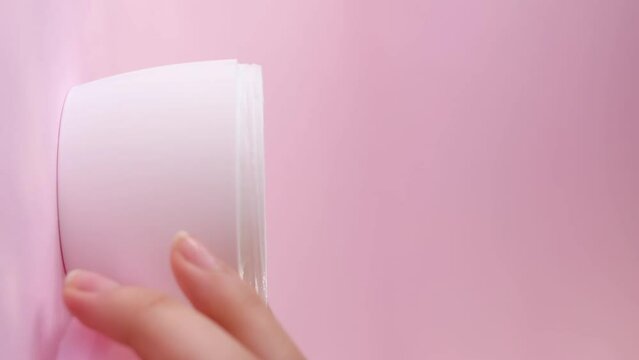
[63,232,304,360]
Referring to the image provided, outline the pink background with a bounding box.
[1,0,638,359]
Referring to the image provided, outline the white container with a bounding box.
[57,60,266,299]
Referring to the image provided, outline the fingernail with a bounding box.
[65,269,119,293]
[174,231,218,270]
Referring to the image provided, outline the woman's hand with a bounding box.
[63,232,304,360]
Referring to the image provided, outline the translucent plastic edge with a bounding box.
[236,64,267,301]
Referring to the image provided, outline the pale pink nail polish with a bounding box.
[65,269,119,293]
[175,232,218,270]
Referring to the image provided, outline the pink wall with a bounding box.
[1,0,638,359]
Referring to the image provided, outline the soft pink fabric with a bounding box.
[1,0,638,359]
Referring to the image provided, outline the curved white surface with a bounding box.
[57,60,265,299]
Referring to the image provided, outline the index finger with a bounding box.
[63,269,257,360]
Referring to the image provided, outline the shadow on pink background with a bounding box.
[1,0,638,359]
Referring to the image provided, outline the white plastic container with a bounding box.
[57,60,266,300]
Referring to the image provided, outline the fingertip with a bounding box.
[170,231,194,268]
[172,230,191,247]
[64,269,81,286]
[64,269,120,293]
[63,270,122,322]
[63,287,89,311]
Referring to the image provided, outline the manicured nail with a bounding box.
[174,231,218,270]
[65,269,119,293]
